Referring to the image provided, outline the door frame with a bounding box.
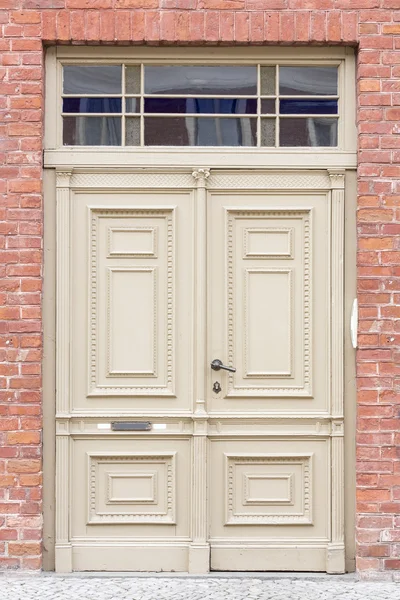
[43,44,357,572]
[42,166,357,572]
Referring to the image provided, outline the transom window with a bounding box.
[61,63,339,148]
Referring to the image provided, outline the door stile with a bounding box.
[55,170,73,572]
[327,170,345,573]
[189,168,211,573]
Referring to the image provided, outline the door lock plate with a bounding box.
[213,381,221,394]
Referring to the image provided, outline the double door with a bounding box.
[55,168,345,573]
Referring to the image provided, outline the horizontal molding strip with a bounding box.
[45,150,357,170]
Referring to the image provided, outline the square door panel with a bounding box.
[88,453,176,524]
[226,454,312,525]
[71,437,190,539]
[210,439,329,541]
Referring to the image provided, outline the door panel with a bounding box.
[209,438,329,571]
[206,175,341,572]
[71,191,194,413]
[63,188,194,572]
[71,437,191,538]
[208,192,330,413]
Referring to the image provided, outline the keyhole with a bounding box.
[213,381,221,394]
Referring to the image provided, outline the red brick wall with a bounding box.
[1,0,400,578]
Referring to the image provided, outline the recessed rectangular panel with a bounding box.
[244,228,293,258]
[245,269,292,377]
[243,474,293,505]
[107,473,157,504]
[108,268,156,376]
[108,227,157,257]
[217,206,317,400]
[83,204,183,399]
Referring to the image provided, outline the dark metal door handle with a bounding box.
[211,359,236,373]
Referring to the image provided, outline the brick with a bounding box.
[70,11,85,40]
[175,11,190,43]
[115,10,130,40]
[205,10,220,42]
[8,542,40,556]
[327,10,341,41]
[250,11,264,43]
[6,432,40,445]
[11,12,41,25]
[295,11,310,42]
[56,10,71,41]
[199,0,244,7]
[280,11,295,42]
[160,11,175,41]
[130,10,145,41]
[220,11,234,42]
[100,10,115,41]
[85,10,100,41]
[382,24,400,34]
[145,10,160,42]
[66,0,112,6]
[6,460,40,474]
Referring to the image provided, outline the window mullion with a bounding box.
[121,63,126,147]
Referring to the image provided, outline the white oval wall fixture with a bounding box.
[350,298,358,349]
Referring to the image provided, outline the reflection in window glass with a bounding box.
[279,66,338,96]
[144,66,257,95]
[260,119,275,146]
[63,116,121,145]
[280,117,337,147]
[125,66,141,94]
[260,66,276,95]
[261,99,276,114]
[63,98,122,113]
[125,118,140,146]
[144,117,257,146]
[125,98,139,113]
[279,99,338,115]
[63,65,122,95]
[144,98,257,115]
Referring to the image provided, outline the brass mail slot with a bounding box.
[111,421,152,431]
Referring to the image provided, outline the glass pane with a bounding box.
[261,99,275,114]
[279,66,338,96]
[63,116,121,146]
[125,118,140,146]
[279,117,338,147]
[125,66,141,94]
[280,99,338,115]
[144,97,256,115]
[125,98,139,113]
[63,65,122,95]
[62,97,121,113]
[261,66,276,95]
[261,119,276,146]
[144,117,256,146]
[144,66,257,95]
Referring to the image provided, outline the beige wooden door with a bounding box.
[207,170,344,572]
[55,169,345,573]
